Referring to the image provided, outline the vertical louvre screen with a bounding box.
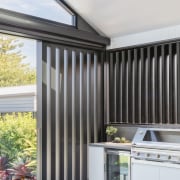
[107,42,180,125]
[42,42,104,180]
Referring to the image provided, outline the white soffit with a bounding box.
[108,25,180,49]
[65,0,180,38]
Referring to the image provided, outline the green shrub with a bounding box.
[0,112,37,168]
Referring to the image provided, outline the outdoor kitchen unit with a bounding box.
[131,128,180,180]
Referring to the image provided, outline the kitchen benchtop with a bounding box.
[89,142,132,151]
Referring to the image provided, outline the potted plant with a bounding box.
[106,126,118,141]
[106,126,130,143]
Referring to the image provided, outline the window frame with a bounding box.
[56,0,77,26]
[0,8,109,48]
[0,0,76,26]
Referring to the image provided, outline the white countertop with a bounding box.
[89,142,132,151]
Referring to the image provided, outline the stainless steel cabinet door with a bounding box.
[131,159,159,180]
[159,165,180,180]
[132,158,180,180]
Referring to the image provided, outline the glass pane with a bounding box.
[0,0,73,25]
[106,152,130,180]
[0,33,37,179]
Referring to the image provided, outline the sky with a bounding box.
[20,38,36,69]
[0,0,73,25]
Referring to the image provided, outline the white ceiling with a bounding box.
[65,0,180,38]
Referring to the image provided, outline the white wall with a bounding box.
[107,25,180,49]
[0,85,36,113]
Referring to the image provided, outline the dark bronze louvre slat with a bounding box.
[119,52,122,123]
[115,52,120,123]
[86,52,91,143]
[177,43,180,124]
[106,52,110,124]
[83,51,87,180]
[161,45,166,124]
[172,44,178,124]
[67,48,72,180]
[127,50,132,123]
[121,51,126,123]
[154,46,158,124]
[109,53,114,122]
[104,52,108,124]
[113,52,117,122]
[64,49,68,180]
[149,47,153,124]
[165,45,170,124]
[145,47,150,124]
[169,44,173,124]
[151,46,155,124]
[140,48,145,123]
[46,46,52,180]
[90,52,94,143]
[134,49,138,124]
[132,50,135,124]
[93,53,98,142]
[158,46,162,124]
[99,52,105,139]
[75,50,80,180]
[59,47,64,180]
[72,50,76,180]
[79,51,83,180]
[55,48,60,180]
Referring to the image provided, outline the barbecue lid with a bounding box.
[132,128,180,150]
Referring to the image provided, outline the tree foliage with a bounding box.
[0,35,36,87]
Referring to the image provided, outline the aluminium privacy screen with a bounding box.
[107,42,180,125]
[41,42,104,180]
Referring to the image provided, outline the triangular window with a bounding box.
[0,0,75,25]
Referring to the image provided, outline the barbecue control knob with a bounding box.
[157,154,160,158]
[147,153,150,157]
[137,152,140,156]
[168,156,171,160]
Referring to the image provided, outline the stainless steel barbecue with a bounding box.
[131,128,180,180]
